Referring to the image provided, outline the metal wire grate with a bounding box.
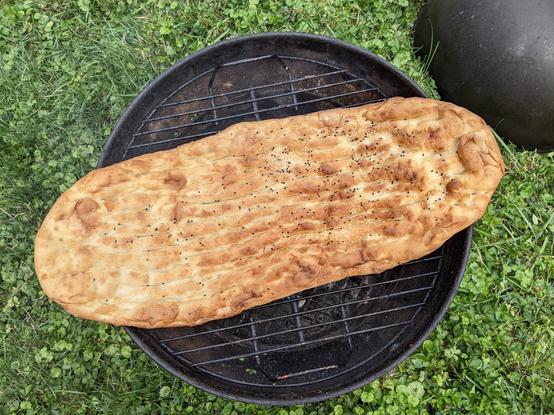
[121,55,386,159]
[111,53,452,387]
[146,249,444,385]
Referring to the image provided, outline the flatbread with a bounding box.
[34,97,504,328]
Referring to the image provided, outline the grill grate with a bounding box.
[150,250,443,378]
[102,33,471,404]
[121,56,385,158]
[124,53,441,384]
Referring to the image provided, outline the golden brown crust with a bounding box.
[34,97,504,328]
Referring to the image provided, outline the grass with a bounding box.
[0,0,552,414]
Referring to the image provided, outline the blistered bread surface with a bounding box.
[34,97,504,328]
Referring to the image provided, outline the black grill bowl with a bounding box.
[98,33,471,405]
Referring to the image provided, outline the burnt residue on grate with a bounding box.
[152,251,443,384]
[99,33,471,405]
[122,56,385,159]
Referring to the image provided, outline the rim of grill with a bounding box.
[99,32,472,405]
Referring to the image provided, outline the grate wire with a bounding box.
[121,53,446,387]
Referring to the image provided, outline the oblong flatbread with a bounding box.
[35,97,504,328]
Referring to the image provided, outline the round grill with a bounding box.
[98,33,471,405]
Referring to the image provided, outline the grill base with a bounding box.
[99,33,471,405]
